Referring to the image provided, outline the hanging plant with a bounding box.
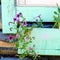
[53,4,60,29]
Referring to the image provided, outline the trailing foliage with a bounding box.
[7,13,39,60]
[53,4,60,28]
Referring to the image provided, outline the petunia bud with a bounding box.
[22,22,27,26]
[16,34,20,39]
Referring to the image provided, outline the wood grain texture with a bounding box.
[0,40,17,55]
[0,40,15,47]
[0,22,2,29]
[2,0,16,33]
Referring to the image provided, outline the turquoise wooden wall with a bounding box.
[2,0,57,33]
[18,28,60,55]
[2,0,60,55]
[2,0,16,33]
[16,7,57,22]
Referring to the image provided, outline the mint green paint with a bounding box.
[2,0,16,33]
[2,5,57,33]
[2,0,57,33]
[18,28,60,55]
[2,0,60,55]
[16,6,57,22]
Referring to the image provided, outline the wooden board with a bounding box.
[0,40,15,47]
[0,22,2,29]
[18,28,60,55]
[1,0,16,33]
[0,40,17,55]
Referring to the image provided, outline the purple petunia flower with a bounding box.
[13,18,16,22]
[16,13,22,18]
[16,14,20,18]
[29,47,33,50]
[24,36,28,42]
[16,34,20,39]
[22,22,27,26]
[16,20,20,23]
[8,35,14,40]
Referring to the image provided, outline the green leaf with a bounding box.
[33,45,35,47]
[29,40,32,43]
[53,22,58,28]
[54,11,58,15]
[53,15,57,21]
[58,8,60,13]
[10,27,12,31]
[15,42,19,48]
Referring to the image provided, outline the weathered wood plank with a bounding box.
[0,40,15,47]
[0,40,17,55]
[0,22,2,29]
[1,0,16,33]
[18,28,60,55]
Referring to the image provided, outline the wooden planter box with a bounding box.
[0,40,17,55]
[0,47,17,55]
[18,28,60,56]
